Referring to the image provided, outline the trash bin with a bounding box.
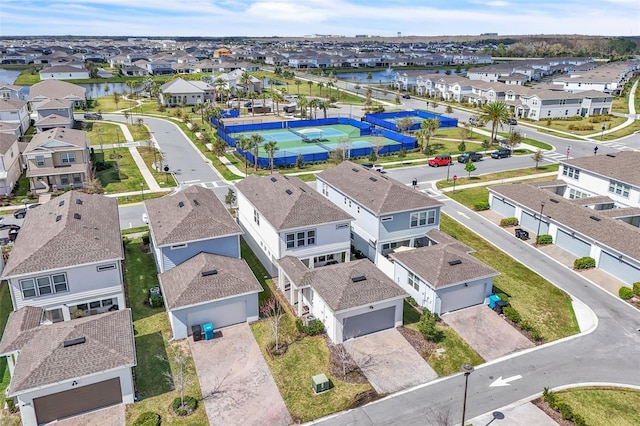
[203,322,214,340]
[192,324,202,341]
[494,300,509,315]
[488,294,501,309]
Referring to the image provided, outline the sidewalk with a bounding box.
[439,171,558,192]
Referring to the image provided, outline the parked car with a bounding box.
[13,203,41,219]
[508,118,518,125]
[362,163,384,172]
[457,152,483,163]
[468,116,485,126]
[84,112,102,120]
[491,148,512,159]
[402,94,411,99]
[428,155,452,167]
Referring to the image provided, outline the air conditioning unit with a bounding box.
[305,315,316,326]
[312,373,331,394]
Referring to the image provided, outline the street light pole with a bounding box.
[460,364,474,426]
[535,201,546,246]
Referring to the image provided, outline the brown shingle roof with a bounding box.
[0,306,43,354]
[280,258,406,312]
[489,182,640,261]
[25,127,88,152]
[0,133,18,155]
[2,191,123,276]
[0,98,27,111]
[562,151,640,188]
[317,161,442,215]
[158,252,263,310]
[145,186,242,246]
[1,309,135,394]
[235,174,353,230]
[29,80,86,100]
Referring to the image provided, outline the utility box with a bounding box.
[312,373,331,394]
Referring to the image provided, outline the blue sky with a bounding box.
[2,0,639,37]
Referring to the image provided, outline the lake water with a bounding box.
[0,69,23,84]
[335,68,463,83]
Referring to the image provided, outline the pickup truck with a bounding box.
[362,163,384,172]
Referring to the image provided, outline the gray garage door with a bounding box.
[491,197,515,218]
[520,211,549,235]
[555,230,591,258]
[186,300,247,334]
[343,306,395,340]
[599,251,640,285]
[439,282,486,314]
[34,378,122,424]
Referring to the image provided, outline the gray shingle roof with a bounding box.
[0,98,27,111]
[145,186,242,246]
[390,245,498,289]
[2,191,123,276]
[280,258,406,312]
[0,309,135,394]
[29,80,86,100]
[0,306,43,354]
[317,161,442,215]
[158,252,263,310]
[489,182,640,261]
[562,151,640,188]
[0,133,18,155]
[25,127,88,152]
[235,174,353,230]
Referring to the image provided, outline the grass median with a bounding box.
[555,387,640,426]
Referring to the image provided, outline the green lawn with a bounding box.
[240,238,272,305]
[85,122,126,146]
[440,215,579,342]
[87,96,137,113]
[436,164,559,189]
[533,115,626,136]
[96,148,149,193]
[557,387,640,426]
[0,282,14,397]
[136,147,177,188]
[127,122,151,141]
[123,239,208,426]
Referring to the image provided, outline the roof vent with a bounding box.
[448,259,462,266]
[75,199,83,205]
[201,269,218,277]
[178,201,185,208]
[56,215,62,222]
[351,168,359,172]
[606,153,616,158]
[270,177,277,182]
[58,200,65,206]
[589,215,601,221]
[193,199,200,206]
[285,189,293,195]
[369,177,377,182]
[73,213,81,220]
[63,337,86,348]
[550,198,559,203]
[351,275,367,283]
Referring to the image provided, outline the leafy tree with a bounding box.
[112,91,121,109]
[295,153,305,169]
[367,150,378,162]
[465,159,476,177]
[264,141,279,173]
[330,148,345,164]
[479,101,511,144]
[211,137,226,157]
[458,125,469,142]
[458,141,466,152]
[225,188,236,210]
[481,139,491,151]
[396,117,414,134]
[532,149,544,169]
[445,105,453,115]
[417,310,444,342]
[506,130,523,149]
[261,297,285,352]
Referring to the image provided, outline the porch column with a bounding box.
[297,290,303,316]
[344,250,351,263]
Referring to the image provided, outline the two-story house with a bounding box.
[33,98,75,132]
[0,133,23,195]
[23,127,91,192]
[316,161,443,266]
[29,80,87,110]
[0,98,31,135]
[0,83,24,100]
[144,185,243,273]
[235,174,354,277]
[1,191,125,323]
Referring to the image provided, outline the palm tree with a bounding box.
[297,94,308,118]
[295,80,302,96]
[195,102,205,123]
[307,80,313,95]
[240,72,252,94]
[236,135,252,175]
[247,91,258,116]
[309,98,321,119]
[318,100,331,119]
[214,78,226,102]
[326,81,335,98]
[250,134,264,171]
[418,117,440,154]
[271,90,285,116]
[260,92,269,115]
[317,82,324,96]
[264,141,279,174]
[479,101,511,145]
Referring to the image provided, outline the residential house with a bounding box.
[316,161,443,266]
[158,77,215,106]
[38,65,90,80]
[0,307,135,426]
[145,185,243,273]
[29,80,87,110]
[393,70,429,91]
[235,174,354,277]
[0,98,30,136]
[22,128,91,192]
[515,89,613,121]
[0,82,24,100]
[158,253,263,340]
[276,257,406,343]
[0,133,23,195]
[390,230,498,314]
[122,65,149,76]
[32,98,75,132]
[0,122,21,138]
[1,191,125,322]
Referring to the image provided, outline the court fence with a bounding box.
[364,110,458,132]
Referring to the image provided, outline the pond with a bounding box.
[335,68,465,84]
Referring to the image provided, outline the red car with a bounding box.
[428,155,452,167]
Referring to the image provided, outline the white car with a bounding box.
[142,213,148,224]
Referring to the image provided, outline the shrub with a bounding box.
[496,292,510,301]
[502,306,521,324]
[142,234,150,245]
[133,411,161,426]
[557,402,574,420]
[295,319,325,336]
[150,295,164,308]
[417,310,444,342]
[536,234,553,244]
[573,257,595,269]
[172,396,198,416]
[5,398,17,414]
[407,296,418,306]
[499,217,519,227]
[519,319,533,331]
[619,286,634,300]
[473,201,490,211]
[633,282,640,296]
[567,124,595,131]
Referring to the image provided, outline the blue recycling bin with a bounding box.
[488,294,502,309]
[203,322,214,340]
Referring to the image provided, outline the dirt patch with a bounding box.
[350,389,382,408]
[531,398,573,426]
[396,326,435,360]
[499,315,544,345]
[328,343,369,384]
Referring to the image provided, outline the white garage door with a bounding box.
[186,300,247,334]
[599,251,640,285]
[556,230,591,258]
[439,282,486,314]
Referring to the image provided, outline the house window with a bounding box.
[37,276,53,295]
[562,166,580,180]
[35,155,45,166]
[381,216,393,222]
[336,223,349,230]
[97,264,116,272]
[72,173,81,183]
[321,183,329,197]
[285,229,316,249]
[61,175,69,185]
[171,243,187,250]
[20,279,36,298]
[410,210,436,227]
[253,209,260,225]
[44,308,64,323]
[61,152,76,163]
[609,180,630,198]
[52,274,68,292]
[407,271,421,291]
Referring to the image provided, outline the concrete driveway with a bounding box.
[343,328,437,394]
[189,323,291,426]
[54,404,125,426]
[442,305,534,361]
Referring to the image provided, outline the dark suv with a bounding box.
[84,112,102,120]
[508,118,518,125]
[457,152,483,163]
[491,148,512,159]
